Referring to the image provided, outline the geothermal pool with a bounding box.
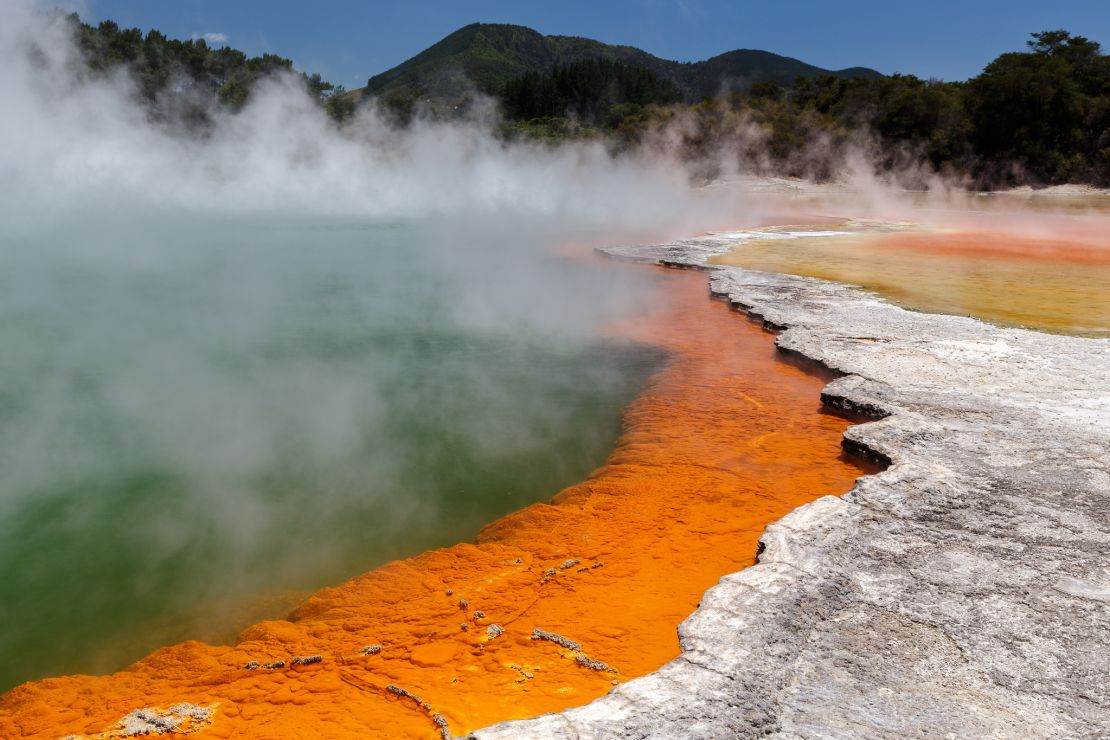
[710,200,1110,337]
[0,218,669,693]
[0,258,876,739]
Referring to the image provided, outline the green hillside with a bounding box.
[680,49,881,98]
[361,23,881,104]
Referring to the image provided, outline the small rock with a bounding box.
[290,654,322,666]
[531,628,582,651]
[576,654,618,673]
[386,683,422,705]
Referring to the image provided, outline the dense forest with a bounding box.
[499,31,1110,187]
[501,59,682,122]
[66,14,356,127]
[360,22,878,105]
[60,14,1110,188]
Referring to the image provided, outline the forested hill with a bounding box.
[360,23,881,104]
[65,14,357,124]
[54,14,1110,187]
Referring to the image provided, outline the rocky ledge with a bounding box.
[473,235,1110,738]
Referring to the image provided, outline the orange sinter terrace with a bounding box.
[0,266,877,739]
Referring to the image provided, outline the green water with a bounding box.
[0,216,665,691]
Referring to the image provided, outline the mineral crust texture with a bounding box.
[474,238,1110,739]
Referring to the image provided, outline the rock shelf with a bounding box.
[474,237,1110,738]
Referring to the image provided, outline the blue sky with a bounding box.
[72,0,1110,88]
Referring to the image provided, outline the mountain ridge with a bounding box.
[360,22,882,104]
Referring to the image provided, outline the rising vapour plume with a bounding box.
[0,0,777,693]
[4,0,1109,700]
[0,2,749,229]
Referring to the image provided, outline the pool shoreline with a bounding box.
[0,261,875,739]
[473,237,1110,738]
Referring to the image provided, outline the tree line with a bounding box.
[60,16,1110,187]
[67,15,356,128]
[501,59,682,123]
[500,31,1110,187]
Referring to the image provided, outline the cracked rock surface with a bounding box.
[472,236,1110,739]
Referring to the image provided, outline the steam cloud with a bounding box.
[0,0,762,690]
[3,0,1107,695]
[0,3,743,230]
[191,32,228,44]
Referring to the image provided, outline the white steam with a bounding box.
[0,0,757,691]
[0,2,740,230]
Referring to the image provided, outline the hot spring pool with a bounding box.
[0,216,666,691]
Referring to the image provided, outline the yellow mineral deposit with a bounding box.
[712,220,1110,337]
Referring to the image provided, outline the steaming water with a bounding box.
[0,215,665,691]
[0,0,745,694]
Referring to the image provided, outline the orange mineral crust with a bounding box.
[0,267,874,740]
[880,230,1110,265]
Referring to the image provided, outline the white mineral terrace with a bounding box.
[472,234,1110,739]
